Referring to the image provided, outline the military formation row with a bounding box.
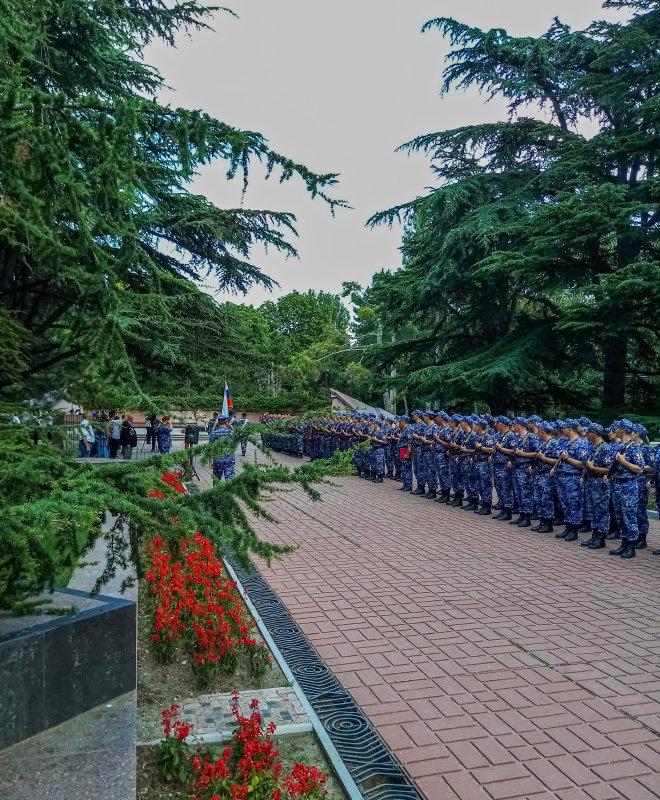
[260,411,659,561]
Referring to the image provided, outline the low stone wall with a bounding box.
[0,587,136,750]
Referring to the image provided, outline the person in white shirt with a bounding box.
[78,411,97,458]
[107,412,122,458]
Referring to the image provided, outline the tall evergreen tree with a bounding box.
[369,0,660,414]
[0,0,344,403]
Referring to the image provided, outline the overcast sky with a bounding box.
[148,1,620,308]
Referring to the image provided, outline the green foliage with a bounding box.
[0,420,353,612]
[0,0,345,403]
[366,1,660,415]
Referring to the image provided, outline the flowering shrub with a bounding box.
[157,695,328,799]
[146,531,271,684]
[149,470,189,501]
[158,704,196,783]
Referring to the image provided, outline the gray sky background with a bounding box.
[148,1,621,308]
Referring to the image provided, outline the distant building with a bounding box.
[329,388,394,418]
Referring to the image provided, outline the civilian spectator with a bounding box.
[78,411,97,458]
[157,415,173,453]
[120,413,137,459]
[107,411,122,458]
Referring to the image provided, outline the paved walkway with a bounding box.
[200,447,660,800]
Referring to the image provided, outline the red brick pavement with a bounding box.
[202,450,660,800]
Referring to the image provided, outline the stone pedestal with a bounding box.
[0,587,136,750]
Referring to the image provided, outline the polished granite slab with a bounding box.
[0,690,136,800]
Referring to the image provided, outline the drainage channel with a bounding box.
[224,552,423,800]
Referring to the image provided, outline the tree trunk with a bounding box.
[488,377,509,416]
[602,334,627,409]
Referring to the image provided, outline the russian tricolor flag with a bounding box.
[222,381,233,416]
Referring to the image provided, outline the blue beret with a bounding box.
[218,415,229,422]
[587,423,604,434]
[400,415,410,422]
[423,410,435,417]
[483,414,494,424]
[512,416,526,426]
[618,419,634,433]
[538,421,554,433]
[438,411,450,421]
[633,423,647,435]
[553,420,564,428]
[496,415,510,425]
[528,415,542,424]
[564,418,580,429]
[578,417,591,427]
[468,414,480,424]
[450,414,463,423]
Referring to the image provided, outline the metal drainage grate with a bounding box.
[226,557,423,800]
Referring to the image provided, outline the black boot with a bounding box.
[635,537,647,550]
[355,470,362,478]
[494,508,512,521]
[450,492,463,507]
[443,489,452,503]
[588,532,606,549]
[434,490,447,503]
[425,490,437,500]
[609,540,628,556]
[533,519,553,533]
[555,525,570,539]
[620,540,636,559]
[411,486,425,496]
[517,513,531,528]
[581,532,597,547]
[373,475,383,483]
[492,502,502,511]
[577,520,591,534]
[463,498,478,511]
[564,525,579,542]
[477,503,491,516]
[397,485,409,491]
[509,513,524,525]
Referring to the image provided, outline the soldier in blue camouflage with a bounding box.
[209,415,236,481]
[410,411,428,496]
[580,423,615,550]
[493,418,517,521]
[473,417,496,515]
[383,417,395,478]
[654,429,660,557]
[510,417,540,528]
[633,423,654,550]
[576,417,594,533]
[447,415,465,506]
[369,417,387,483]
[433,412,452,504]
[397,416,414,492]
[531,421,559,533]
[609,419,646,559]
[421,412,439,499]
[554,419,590,541]
[551,420,569,526]
[389,418,402,481]
[458,416,480,511]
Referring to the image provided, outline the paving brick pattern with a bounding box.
[176,687,308,738]
[198,446,660,800]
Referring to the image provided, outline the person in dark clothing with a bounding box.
[120,413,137,460]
